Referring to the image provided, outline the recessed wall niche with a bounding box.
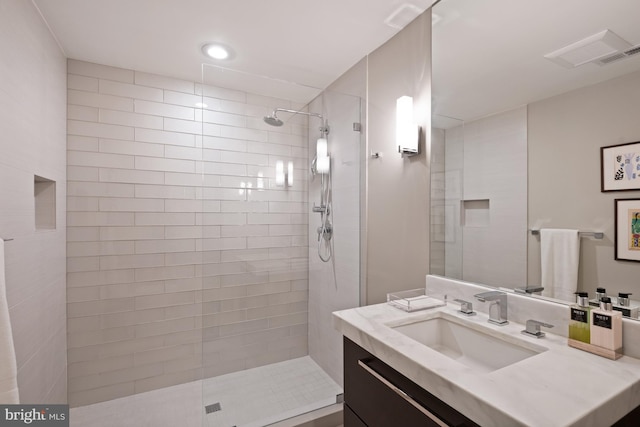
[461,199,490,227]
[34,175,56,230]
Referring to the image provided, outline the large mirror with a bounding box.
[430,0,640,316]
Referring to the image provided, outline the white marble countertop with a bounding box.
[333,302,640,427]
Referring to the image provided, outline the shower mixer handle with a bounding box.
[312,204,328,214]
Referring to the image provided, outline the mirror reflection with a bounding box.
[430,0,640,317]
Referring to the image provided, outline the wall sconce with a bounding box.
[276,160,285,187]
[396,95,420,156]
[316,137,330,174]
[287,161,293,187]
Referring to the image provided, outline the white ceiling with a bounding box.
[432,0,640,124]
[33,0,435,103]
[33,0,640,118]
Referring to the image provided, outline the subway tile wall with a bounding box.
[66,60,309,407]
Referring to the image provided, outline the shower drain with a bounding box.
[204,402,222,414]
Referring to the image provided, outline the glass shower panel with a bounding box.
[197,63,361,427]
[430,114,464,279]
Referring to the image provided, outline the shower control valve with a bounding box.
[312,204,329,214]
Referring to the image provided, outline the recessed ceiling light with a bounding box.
[202,43,233,60]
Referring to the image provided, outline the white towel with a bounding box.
[540,229,580,302]
[0,239,19,403]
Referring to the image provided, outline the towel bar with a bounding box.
[530,229,604,239]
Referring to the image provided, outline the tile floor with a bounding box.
[70,356,342,427]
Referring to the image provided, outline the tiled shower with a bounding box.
[65,59,316,407]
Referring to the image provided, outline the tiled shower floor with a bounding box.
[70,356,342,427]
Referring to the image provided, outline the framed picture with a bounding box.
[615,198,640,262]
[601,141,640,192]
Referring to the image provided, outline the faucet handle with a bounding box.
[522,319,554,338]
[453,299,476,316]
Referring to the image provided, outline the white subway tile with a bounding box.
[135,213,195,226]
[135,128,195,147]
[100,226,165,241]
[220,201,269,213]
[98,197,164,212]
[99,168,164,185]
[135,72,195,94]
[67,226,100,242]
[201,149,221,162]
[68,120,134,141]
[202,136,247,152]
[267,132,307,146]
[247,236,291,249]
[163,90,209,108]
[135,100,194,120]
[135,239,195,254]
[68,166,100,182]
[68,182,135,197]
[99,80,163,102]
[134,265,195,283]
[100,254,165,270]
[247,213,291,225]
[196,213,246,226]
[99,139,164,157]
[220,225,269,238]
[100,109,163,130]
[164,252,203,267]
[163,118,201,135]
[68,90,134,112]
[68,60,134,83]
[134,185,196,200]
[220,126,267,142]
[202,161,246,176]
[201,238,247,251]
[68,150,135,169]
[198,84,246,103]
[67,241,135,257]
[68,212,135,227]
[201,188,243,201]
[68,74,99,92]
[163,200,203,213]
[67,135,99,152]
[67,197,99,213]
[247,141,291,156]
[268,201,306,213]
[163,172,201,187]
[67,256,100,273]
[135,156,195,173]
[68,105,99,122]
[202,110,246,127]
[220,151,269,166]
[164,145,202,161]
[202,123,221,137]
[268,224,307,236]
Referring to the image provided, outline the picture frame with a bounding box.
[614,198,640,262]
[601,141,640,192]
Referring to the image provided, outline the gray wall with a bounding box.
[366,11,432,304]
[528,69,640,299]
[0,0,67,403]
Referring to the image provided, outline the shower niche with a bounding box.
[34,175,56,230]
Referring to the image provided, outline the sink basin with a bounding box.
[391,314,544,373]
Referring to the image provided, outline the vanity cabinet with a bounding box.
[344,337,479,427]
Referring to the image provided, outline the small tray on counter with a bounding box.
[387,288,446,312]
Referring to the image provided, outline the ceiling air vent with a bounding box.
[544,29,632,68]
[595,45,640,66]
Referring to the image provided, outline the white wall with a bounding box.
[0,0,67,403]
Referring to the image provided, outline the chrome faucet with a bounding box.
[474,291,508,325]
[521,319,554,338]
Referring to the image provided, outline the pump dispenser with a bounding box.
[590,297,622,353]
[569,292,591,344]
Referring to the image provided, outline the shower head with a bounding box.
[263,114,284,127]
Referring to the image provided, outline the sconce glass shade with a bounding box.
[316,156,330,174]
[275,160,285,186]
[316,138,328,158]
[287,161,293,186]
[397,95,419,154]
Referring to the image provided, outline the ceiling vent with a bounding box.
[384,3,424,30]
[595,45,640,66]
[544,29,632,68]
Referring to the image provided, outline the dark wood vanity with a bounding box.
[344,337,479,427]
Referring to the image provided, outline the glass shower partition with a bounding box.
[197,63,363,426]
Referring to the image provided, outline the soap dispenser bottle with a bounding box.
[590,297,622,352]
[569,292,591,344]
